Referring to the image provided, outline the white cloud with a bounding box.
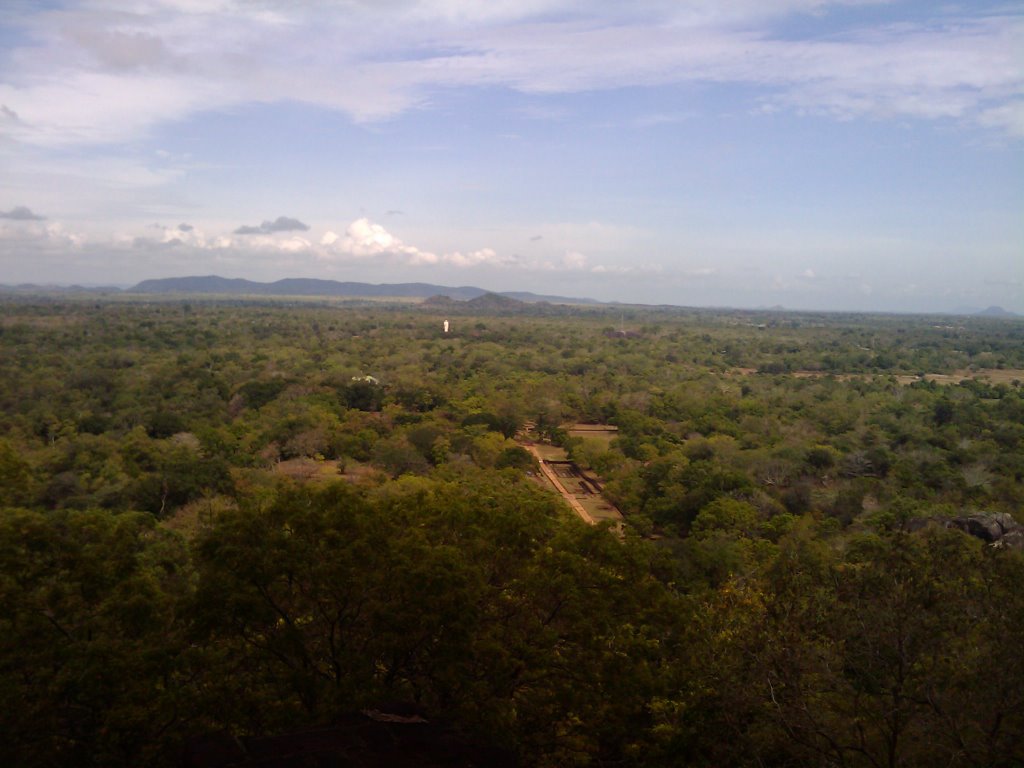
[319,217,438,264]
[318,221,639,274]
[0,1,1019,148]
[318,217,518,268]
[445,248,504,267]
[0,218,88,269]
[0,72,224,146]
[134,222,219,249]
[561,250,586,270]
[278,236,312,253]
[978,99,1024,138]
[24,214,590,274]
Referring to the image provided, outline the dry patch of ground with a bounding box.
[274,458,386,484]
[566,423,619,446]
[275,457,345,482]
[917,368,1024,385]
[730,367,1024,386]
[530,443,571,461]
[161,495,236,539]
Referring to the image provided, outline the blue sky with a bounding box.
[1,0,1021,312]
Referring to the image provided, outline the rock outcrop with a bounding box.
[908,512,1023,550]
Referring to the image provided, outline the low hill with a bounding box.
[421,294,458,307]
[130,276,486,300]
[129,276,595,305]
[464,292,524,310]
[976,306,1019,318]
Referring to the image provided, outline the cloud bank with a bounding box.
[1,214,605,277]
[319,218,518,269]
[1,210,1018,312]
[1,1,1020,147]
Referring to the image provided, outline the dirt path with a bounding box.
[525,445,598,525]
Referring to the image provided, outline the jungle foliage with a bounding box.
[1,296,1023,766]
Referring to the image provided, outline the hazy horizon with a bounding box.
[3,273,1020,317]
[1,1,1022,313]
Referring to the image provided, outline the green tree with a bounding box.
[0,508,194,767]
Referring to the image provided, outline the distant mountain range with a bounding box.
[0,283,124,294]
[0,277,1020,318]
[128,275,597,305]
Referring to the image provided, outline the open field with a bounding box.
[909,368,1024,385]
[566,423,619,446]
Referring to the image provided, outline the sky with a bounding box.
[0,0,1022,313]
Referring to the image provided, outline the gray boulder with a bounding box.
[909,512,1022,549]
[950,515,1003,542]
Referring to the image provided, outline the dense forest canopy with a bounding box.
[1,295,1022,766]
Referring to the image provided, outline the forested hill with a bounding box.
[130,275,596,304]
